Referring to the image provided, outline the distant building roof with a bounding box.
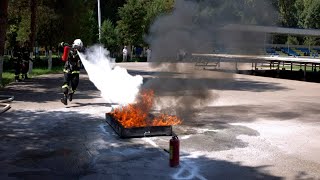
[222,24,320,36]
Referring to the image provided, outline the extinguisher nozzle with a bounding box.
[172,132,177,137]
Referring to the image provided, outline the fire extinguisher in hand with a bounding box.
[170,135,180,167]
[62,46,70,62]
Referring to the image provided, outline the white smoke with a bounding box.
[78,45,143,105]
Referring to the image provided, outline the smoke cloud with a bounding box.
[147,0,278,60]
[144,0,278,121]
[78,46,143,105]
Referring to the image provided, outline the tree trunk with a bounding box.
[0,0,9,86]
[29,0,37,73]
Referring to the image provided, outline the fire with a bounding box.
[110,89,182,128]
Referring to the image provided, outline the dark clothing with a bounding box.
[21,47,31,78]
[62,73,79,94]
[12,46,32,80]
[61,47,82,96]
[63,48,81,73]
[12,46,22,81]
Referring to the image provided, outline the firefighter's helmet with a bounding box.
[72,39,83,49]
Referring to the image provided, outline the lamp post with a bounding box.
[97,0,101,43]
[97,0,102,57]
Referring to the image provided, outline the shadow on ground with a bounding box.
[240,69,320,83]
[193,103,320,125]
[0,69,290,105]
[0,74,99,104]
[127,69,289,93]
[141,77,288,95]
[0,109,288,179]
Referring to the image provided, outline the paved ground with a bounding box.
[1,62,320,179]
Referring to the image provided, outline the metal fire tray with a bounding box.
[105,113,173,138]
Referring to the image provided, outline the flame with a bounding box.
[110,89,182,128]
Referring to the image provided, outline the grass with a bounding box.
[2,72,15,87]
[1,66,63,87]
[30,66,63,76]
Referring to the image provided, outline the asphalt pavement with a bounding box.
[0,63,320,180]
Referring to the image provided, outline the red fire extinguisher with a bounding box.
[170,135,180,167]
[62,46,70,62]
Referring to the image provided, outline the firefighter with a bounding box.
[20,41,32,80]
[12,42,22,82]
[60,39,84,105]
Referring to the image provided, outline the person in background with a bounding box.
[123,46,128,62]
[146,47,152,62]
[12,41,22,82]
[20,41,32,80]
[59,39,84,105]
[135,46,142,57]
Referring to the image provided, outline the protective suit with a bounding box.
[60,39,84,105]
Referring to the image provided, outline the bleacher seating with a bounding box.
[296,47,310,56]
[281,47,299,56]
[276,50,287,56]
[311,48,319,57]
[294,48,306,56]
[266,47,279,56]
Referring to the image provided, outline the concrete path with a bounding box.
[0,63,320,179]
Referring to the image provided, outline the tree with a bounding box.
[303,1,320,29]
[144,0,174,34]
[101,19,119,54]
[16,9,31,43]
[99,0,126,24]
[6,0,29,48]
[293,0,320,45]
[30,0,37,50]
[0,0,9,85]
[78,10,97,46]
[287,36,299,45]
[116,0,175,46]
[116,0,147,46]
[36,5,60,48]
[278,0,298,27]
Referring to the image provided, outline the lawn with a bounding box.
[1,66,63,87]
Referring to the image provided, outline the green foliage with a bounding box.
[116,0,174,46]
[303,1,320,29]
[303,37,318,46]
[101,19,119,53]
[79,10,98,46]
[286,36,299,45]
[16,10,30,43]
[295,0,305,27]
[1,66,62,87]
[3,56,64,71]
[278,0,298,27]
[30,66,63,76]
[36,5,60,48]
[144,0,174,33]
[6,0,30,47]
[6,0,96,49]
[192,0,277,26]
[116,0,148,45]
[5,0,320,50]
[2,72,15,87]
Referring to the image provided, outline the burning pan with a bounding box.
[105,113,173,138]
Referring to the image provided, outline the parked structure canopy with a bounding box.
[222,24,320,37]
